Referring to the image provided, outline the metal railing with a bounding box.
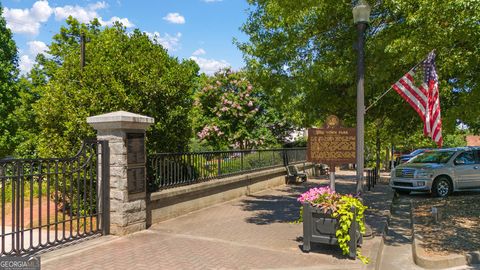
[148,148,306,191]
[0,140,109,256]
[365,167,378,191]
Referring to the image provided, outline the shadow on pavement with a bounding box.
[239,185,306,225]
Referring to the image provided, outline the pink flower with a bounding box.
[216,81,222,86]
[197,126,212,140]
[247,101,253,107]
[297,186,333,204]
[221,107,229,112]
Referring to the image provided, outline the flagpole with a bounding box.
[364,52,432,113]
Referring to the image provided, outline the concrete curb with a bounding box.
[371,197,393,270]
[410,204,480,269]
[412,234,467,269]
[364,225,386,270]
[366,191,393,270]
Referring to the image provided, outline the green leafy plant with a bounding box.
[331,195,369,264]
[297,186,369,264]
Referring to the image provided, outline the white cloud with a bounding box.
[19,55,35,75]
[18,41,49,75]
[53,1,134,28]
[53,1,106,23]
[88,1,108,10]
[192,48,206,56]
[4,0,53,36]
[145,32,182,51]
[100,16,134,28]
[190,56,230,75]
[162,12,185,24]
[5,0,134,36]
[27,40,48,56]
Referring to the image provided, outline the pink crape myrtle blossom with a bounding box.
[197,125,212,140]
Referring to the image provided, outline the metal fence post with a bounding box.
[100,141,110,235]
[15,162,21,253]
[241,152,244,171]
[217,153,221,176]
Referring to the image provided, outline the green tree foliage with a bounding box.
[192,69,283,149]
[238,0,480,145]
[29,18,199,157]
[0,5,20,157]
[9,77,42,158]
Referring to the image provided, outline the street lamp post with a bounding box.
[353,0,371,193]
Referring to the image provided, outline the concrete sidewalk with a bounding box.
[41,170,392,270]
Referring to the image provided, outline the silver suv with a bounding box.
[389,147,480,197]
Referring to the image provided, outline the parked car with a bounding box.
[389,147,480,197]
[397,148,431,164]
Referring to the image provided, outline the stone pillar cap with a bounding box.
[87,110,154,131]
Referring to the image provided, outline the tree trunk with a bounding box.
[376,128,381,175]
[385,146,390,170]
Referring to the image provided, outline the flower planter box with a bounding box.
[302,203,362,259]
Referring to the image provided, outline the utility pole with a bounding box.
[80,33,86,69]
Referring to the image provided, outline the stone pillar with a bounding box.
[87,111,154,235]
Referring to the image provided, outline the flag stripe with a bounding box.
[398,79,427,108]
[406,72,428,96]
[404,72,428,103]
[393,82,426,119]
[394,78,427,113]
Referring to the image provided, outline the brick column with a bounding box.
[87,111,154,235]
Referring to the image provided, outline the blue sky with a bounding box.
[2,0,250,75]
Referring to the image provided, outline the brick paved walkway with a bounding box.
[41,170,392,270]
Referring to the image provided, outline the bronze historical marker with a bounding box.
[127,133,146,194]
[307,116,356,165]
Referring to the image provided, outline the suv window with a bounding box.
[409,150,455,163]
[475,150,480,163]
[454,151,476,165]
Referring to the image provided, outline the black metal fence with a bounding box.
[365,167,378,191]
[148,148,306,191]
[0,140,109,256]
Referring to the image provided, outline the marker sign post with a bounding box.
[307,115,356,191]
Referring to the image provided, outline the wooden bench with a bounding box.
[286,164,307,184]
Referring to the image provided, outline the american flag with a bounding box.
[392,51,443,147]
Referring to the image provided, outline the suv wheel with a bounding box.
[394,189,411,195]
[432,177,451,197]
